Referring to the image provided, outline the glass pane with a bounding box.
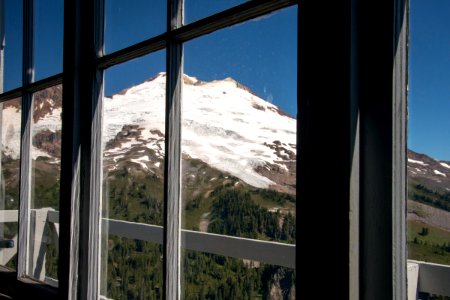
[182,250,296,300]
[408,0,450,268]
[104,0,166,54]
[2,0,23,92]
[0,98,21,270]
[29,85,62,284]
[33,0,64,81]
[185,0,247,24]
[101,51,165,299]
[105,237,163,299]
[182,6,297,298]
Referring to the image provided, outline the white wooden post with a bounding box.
[29,208,48,280]
[0,210,18,265]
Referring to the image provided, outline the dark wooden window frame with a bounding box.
[0,0,410,299]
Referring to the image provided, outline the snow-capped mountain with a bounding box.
[1,73,297,194]
[1,85,63,160]
[104,73,296,194]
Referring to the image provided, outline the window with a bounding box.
[407,1,450,298]
[0,0,299,299]
[0,0,64,290]
[0,0,417,299]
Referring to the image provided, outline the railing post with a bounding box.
[0,210,18,265]
[29,208,48,280]
[0,234,17,265]
[407,262,419,300]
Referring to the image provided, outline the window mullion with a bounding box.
[74,0,104,299]
[392,0,408,298]
[17,0,34,279]
[164,0,183,298]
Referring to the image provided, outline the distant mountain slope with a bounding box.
[408,149,450,213]
[408,149,450,192]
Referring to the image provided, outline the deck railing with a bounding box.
[1,208,449,299]
[0,208,295,285]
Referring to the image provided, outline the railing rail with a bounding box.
[0,209,296,270]
[2,209,450,299]
[408,260,450,298]
[105,218,296,268]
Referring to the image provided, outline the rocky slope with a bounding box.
[408,149,450,230]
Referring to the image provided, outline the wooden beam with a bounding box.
[18,0,34,278]
[164,0,183,298]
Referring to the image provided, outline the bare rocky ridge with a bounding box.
[32,129,62,157]
[408,149,450,193]
[33,85,62,123]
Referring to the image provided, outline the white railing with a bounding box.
[407,260,450,299]
[105,218,295,268]
[0,209,295,284]
[1,209,449,299]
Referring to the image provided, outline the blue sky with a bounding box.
[4,1,297,118]
[5,1,450,159]
[409,0,450,160]
[3,0,63,88]
[104,2,297,117]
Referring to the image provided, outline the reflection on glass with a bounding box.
[0,98,21,270]
[101,52,165,299]
[29,85,62,283]
[185,0,247,24]
[104,0,166,54]
[182,6,297,298]
[2,0,23,91]
[34,0,64,81]
[182,250,296,300]
[407,0,450,268]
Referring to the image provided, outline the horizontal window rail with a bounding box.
[96,0,297,69]
[0,74,63,103]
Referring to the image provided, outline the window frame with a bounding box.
[61,0,298,299]
[0,0,411,299]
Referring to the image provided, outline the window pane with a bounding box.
[29,85,62,284]
[33,0,64,81]
[104,0,166,54]
[2,0,23,92]
[182,250,296,300]
[0,98,21,270]
[408,0,450,272]
[101,51,165,299]
[104,237,163,299]
[185,0,247,24]
[182,6,297,297]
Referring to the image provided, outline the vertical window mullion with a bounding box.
[75,0,104,298]
[17,0,34,278]
[0,0,4,254]
[58,0,81,297]
[392,0,408,298]
[90,0,104,297]
[0,0,4,94]
[164,0,183,298]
